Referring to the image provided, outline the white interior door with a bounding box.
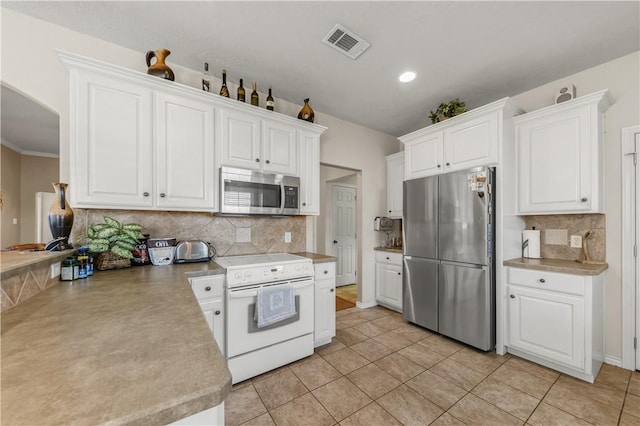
[331,184,357,286]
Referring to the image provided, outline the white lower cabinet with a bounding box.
[189,274,226,355]
[314,262,336,347]
[375,251,403,312]
[505,267,604,383]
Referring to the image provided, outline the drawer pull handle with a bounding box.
[386,257,390,260]
[205,286,211,291]
[538,279,546,284]
[215,310,221,315]
[510,294,515,299]
[143,192,149,197]
[160,193,166,198]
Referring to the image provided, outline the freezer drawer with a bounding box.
[403,256,438,331]
[438,262,494,351]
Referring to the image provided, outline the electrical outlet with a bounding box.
[284,232,292,243]
[51,262,61,278]
[12,218,18,225]
[570,235,582,248]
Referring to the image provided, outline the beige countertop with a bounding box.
[503,257,608,276]
[1,249,75,278]
[1,261,231,425]
[374,247,403,254]
[293,252,337,263]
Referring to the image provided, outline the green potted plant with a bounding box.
[429,98,468,124]
[86,216,145,270]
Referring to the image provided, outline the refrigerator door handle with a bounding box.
[440,260,486,270]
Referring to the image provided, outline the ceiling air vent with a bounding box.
[322,24,370,59]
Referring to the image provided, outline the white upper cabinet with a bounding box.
[400,98,520,180]
[386,152,404,219]
[155,92,216,210]
[262,121,298,175]
[59,50,325,213]
[515,90,612,215]
[70,69,154,208]
[299,131,320,215]
[220,109,262,170]
[220,113,299,175]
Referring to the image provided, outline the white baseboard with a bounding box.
[604,355,623,368]
[356,301,378,309]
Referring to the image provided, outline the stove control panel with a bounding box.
[226,260,313,287]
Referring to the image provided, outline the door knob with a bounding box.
[333,240,338,244]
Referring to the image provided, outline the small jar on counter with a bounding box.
[76,247,89,279]
[60,257,77,281]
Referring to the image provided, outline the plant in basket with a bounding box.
[86,216,145,270]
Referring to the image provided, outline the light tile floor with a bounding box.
[225,306,640,425]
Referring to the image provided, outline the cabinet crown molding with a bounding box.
[56,49,327,134]
[398,97,522,143]
[513,89,613,124]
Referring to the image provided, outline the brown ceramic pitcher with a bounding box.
[146,48,175,81]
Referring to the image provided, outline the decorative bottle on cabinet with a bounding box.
[48,182,74,249]
[237,78,246,102]
[145,49,175,81]
[251,82,259,106]
[266,86,275,111]
[298,98,315,123]
[202,63,210,92]
[219,69,230,97]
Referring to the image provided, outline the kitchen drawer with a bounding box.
[375,251,402,266]
[314,262,336,281]
[190,275,225,300]
[507,267,584,296]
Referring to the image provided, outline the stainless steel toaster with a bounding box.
[174,240,215,263]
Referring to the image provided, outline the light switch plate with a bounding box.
[545,229,568,245]
[570,235,583,248]
[284,232,292,243]
[236,227,251,243]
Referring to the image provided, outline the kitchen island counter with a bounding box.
[1,261,231,425]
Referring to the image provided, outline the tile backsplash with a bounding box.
[71,209,306,256]
[523,214,605,262]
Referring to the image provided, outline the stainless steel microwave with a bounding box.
[219,167,300,215]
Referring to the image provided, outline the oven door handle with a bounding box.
[228,279,313,299]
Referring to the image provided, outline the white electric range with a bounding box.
[214,253,314,384]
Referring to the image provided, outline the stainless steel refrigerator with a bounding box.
[403,166,495,351]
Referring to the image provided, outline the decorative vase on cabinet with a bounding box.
[146,48,175,81]
[298,99,315,123]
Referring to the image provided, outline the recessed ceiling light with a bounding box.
[399,71,416,83]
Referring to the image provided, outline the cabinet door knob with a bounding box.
[324,270,328,274]
[143,192,149,197]
[215,310,221,315]
[437,164,441,168]
[160,193,166,198]
[302,202,307,206]
[255,158,260,163]
[386,257,390,260]
[265,160,270,164]
[389,210,392,213]
[510,294,515,299]
[205,286,211,291]
[446,162,450,166]
[330,288,334,292]
[333,240,338,244]
[397,272,401,276]
[538,279,546,283]
[581,197,588,202]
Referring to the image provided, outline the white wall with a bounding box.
[1,8,400,306]
[510,51,640,360]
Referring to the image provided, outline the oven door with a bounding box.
[226,277,314,358]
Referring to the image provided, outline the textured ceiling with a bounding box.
[2,1,639,149]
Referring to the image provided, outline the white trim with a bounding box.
[356,301,378,309]
[21,151,60,159]
[605,355,623,368]
[1,139,24,153]
[621,124,640,371]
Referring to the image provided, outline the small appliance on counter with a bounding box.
[148,238,177,266]
[174,240,215,263]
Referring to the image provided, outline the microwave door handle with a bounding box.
[280,181,286,214]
